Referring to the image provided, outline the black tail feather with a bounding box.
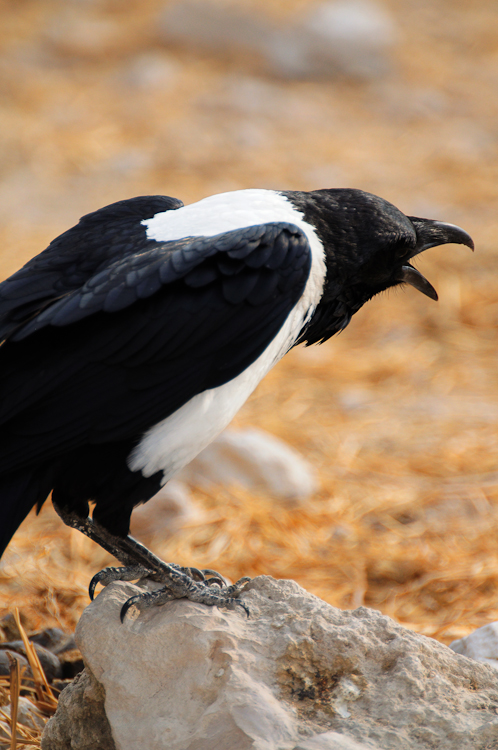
[0,469,53,558]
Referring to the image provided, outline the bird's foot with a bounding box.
[89,562,227,599]
[120,571,251,622]
[89,562,251,621]
[52,502,251,620]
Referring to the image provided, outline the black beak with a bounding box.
[395,218,474,301]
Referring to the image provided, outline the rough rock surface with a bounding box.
[42,576,498,750]
[179,427,318,501]
[41,668,114,750]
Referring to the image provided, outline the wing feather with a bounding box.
[0,220,312,475]
[0,195,183,339]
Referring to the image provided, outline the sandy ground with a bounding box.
[1,0,498,647]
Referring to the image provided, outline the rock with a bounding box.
[159,1,269,63]
[0,641,62,682]
[2,696,45,731]
[41,669,115,750]
[129,479,204,543]
[0,612,23,642]
[0,649,31,678]
[294,732,378,749]
[159,0,395,80]
[120,52,181,91]
[450,621,498,669]
[43,576,498,750]
[300,0,395,78]
[179,427,318,501]
[30,627,74,654]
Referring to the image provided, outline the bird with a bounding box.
[0,187,473,619]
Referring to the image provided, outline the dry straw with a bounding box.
[0,611,58,750]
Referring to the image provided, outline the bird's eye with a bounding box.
[394,242,409,260]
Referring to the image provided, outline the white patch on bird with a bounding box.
[144,188,311,243]
[130,189,327,483]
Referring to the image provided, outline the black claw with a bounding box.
[236,600,250,619]
[89,574,99,601]
[120,595,139,623]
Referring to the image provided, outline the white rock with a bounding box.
[294,731,378,749]
[43,576,498,750]
[179,427,318,501]
[450,621,498,669]
[160,1,268,59]
[306,1,394,46]
[270,0,395,79]
[159,0,395,80]
[129,480,203,544]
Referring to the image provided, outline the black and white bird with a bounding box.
[0,187,473,618]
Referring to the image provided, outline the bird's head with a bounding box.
[288,188,474,345]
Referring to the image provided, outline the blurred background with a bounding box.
[1,0,498,645]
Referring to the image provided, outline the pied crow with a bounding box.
[0,187,473,618]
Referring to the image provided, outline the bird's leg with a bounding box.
[52,501,251,620]
[53,501,217,581]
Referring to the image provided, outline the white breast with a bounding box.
[129,189,327,483]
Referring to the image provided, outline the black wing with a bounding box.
[0,195,183,340]
[0,221,311,475]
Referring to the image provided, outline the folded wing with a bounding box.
[0,221,311,475]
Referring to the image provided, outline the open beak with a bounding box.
[396,218,474,301]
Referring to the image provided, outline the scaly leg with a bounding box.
[53,502,250,620]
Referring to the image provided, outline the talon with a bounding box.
[89,575,99,601]
[120,595,140,623]
[235,599,250,619]
[87,549,251,621]
[225,576,251,597]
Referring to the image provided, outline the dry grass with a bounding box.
[0,611,58,749]
[1,2,498,727]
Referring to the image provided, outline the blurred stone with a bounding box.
[3,696,45,731]
[450,622,498,670]
[303,0,395,77]
[160,1,269,60]
[179,427,318,501]
[159,0,395,80]
[44,9,122,57]
[121,52,181,91]
[0,641,62,683]
[42,576,498,750]
[30,627,74,654]
[0,613,22,642]
[130,479,204,543]
[0,649,31,678]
